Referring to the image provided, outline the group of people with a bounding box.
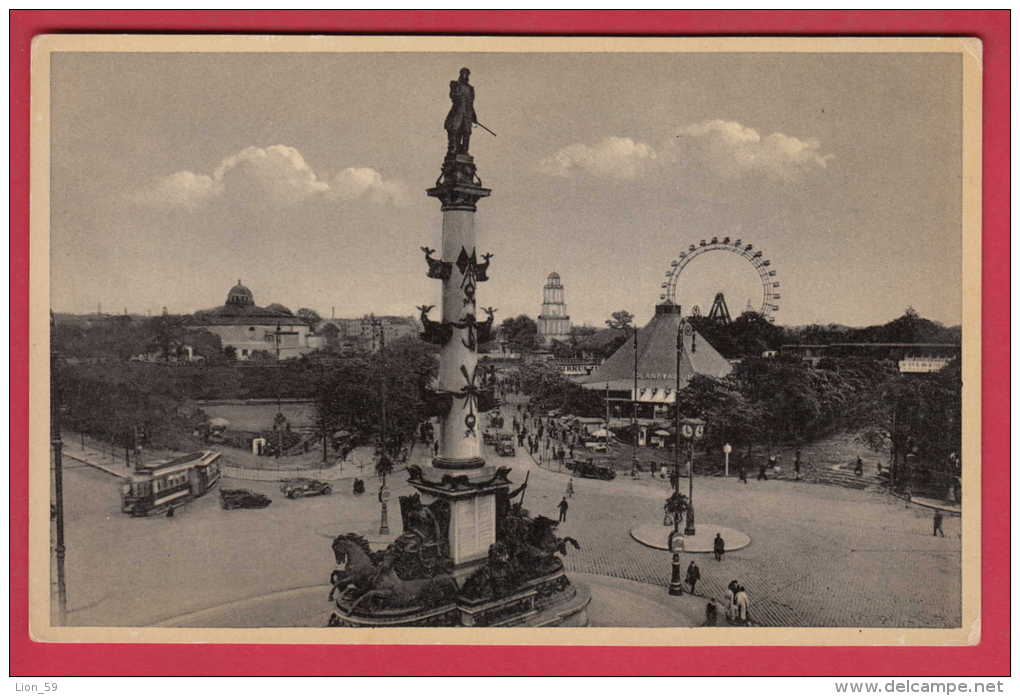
[702,582,752,626]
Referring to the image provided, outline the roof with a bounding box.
[191,302,306,327]
[580,303,732,391]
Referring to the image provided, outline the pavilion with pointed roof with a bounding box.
[580,301,732,418]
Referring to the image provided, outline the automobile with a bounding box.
[583,441,608,453]
[220,488,272,510]
[280,478,333,499]
[482,429,500,446]
[566,459,617,480]
[495,440,516,457]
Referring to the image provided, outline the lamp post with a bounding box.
[378,481,390,535]
[50,312,68,624]
[676,318,705,537]
[723,442,732,478]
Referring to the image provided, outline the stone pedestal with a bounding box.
[407,464,509,579]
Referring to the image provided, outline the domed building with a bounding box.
[189,280,318,360]
[537,271,571,346]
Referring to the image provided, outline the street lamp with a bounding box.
[378,480,391,535]
[723,442,732,478]
[50,311,68,624]
[675,317,705,537]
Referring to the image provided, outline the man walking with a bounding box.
[713,532,725,561]
[738,465,748,484]
[557,497,569,523]
[566,477,575,499]
[794,449,802,480]
[933,509,945,537]
[686,560,701,595]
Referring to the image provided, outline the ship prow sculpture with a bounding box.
[327,69,589,628]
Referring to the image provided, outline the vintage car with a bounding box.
[566,459,617,480]
[220,488,272,510]
[280,478,333,499]
[482,428,500,446]
[495,440,516,457]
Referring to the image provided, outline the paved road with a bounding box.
[53,399,960,628]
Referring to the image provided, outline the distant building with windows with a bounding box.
[189,281,317,360]
[316,315,419,353]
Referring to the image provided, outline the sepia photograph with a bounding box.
[28,34,981,645]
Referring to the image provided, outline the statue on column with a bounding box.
[444,67,477,157]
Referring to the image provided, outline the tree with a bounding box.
[499,315,538,351]
[266,303,293,316]
[605,310,634,330]
[319,322,341,351]
[296,308,322,327]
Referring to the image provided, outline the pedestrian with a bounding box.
[566,477,575,499]
[686,560,701,595]
[557,497,569,523]
[166,505,174,518]
[735,584,750,624]
[757,461,768,481]
[854,456,864,477]
[794,449,802,479]
[726,580,739,623]
[933,509,945,537]
[433,440,439,457]
[738,465,748,484]
[569,443,575,459]
[713,532,725,561]
[703,599,720,626]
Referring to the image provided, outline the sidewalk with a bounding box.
[61,440,129,479]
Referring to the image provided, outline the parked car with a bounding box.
[496,440,516,457]
[280,478,333,499]
[482,429,500,446]
[566,459,617,480]
[220,488,272,510]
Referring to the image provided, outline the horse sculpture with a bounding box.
[330,533,458,613]
[461,510,580,600]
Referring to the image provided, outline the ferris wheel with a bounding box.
[660,236,781,322]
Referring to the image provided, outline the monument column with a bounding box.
[412,68,507,577]
[428,165,490,469]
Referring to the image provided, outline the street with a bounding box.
[54,398,960,628]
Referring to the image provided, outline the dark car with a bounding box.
[220,488,272,510]
[567,459,617,481]
[280,478,333,499]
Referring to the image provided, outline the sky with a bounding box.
[49,50,963,328]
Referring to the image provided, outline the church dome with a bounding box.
[226,280,254,307]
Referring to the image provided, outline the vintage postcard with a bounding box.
[28,34,981,647]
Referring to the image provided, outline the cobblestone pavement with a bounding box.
[497,397,960,628]
[54,399,960,628]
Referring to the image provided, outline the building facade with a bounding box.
[189,281,317,360]
[316,315,420,353]
[537,271,571,346]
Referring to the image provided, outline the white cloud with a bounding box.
[672,119,833,181]
[538,136,657,180]
[135,145,407,209]
[330,167,410,206]
[132,170,222,210]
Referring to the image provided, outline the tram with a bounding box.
[120,450,222,516]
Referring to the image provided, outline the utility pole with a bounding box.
[631,324,638,475]
[50,312,68,624]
